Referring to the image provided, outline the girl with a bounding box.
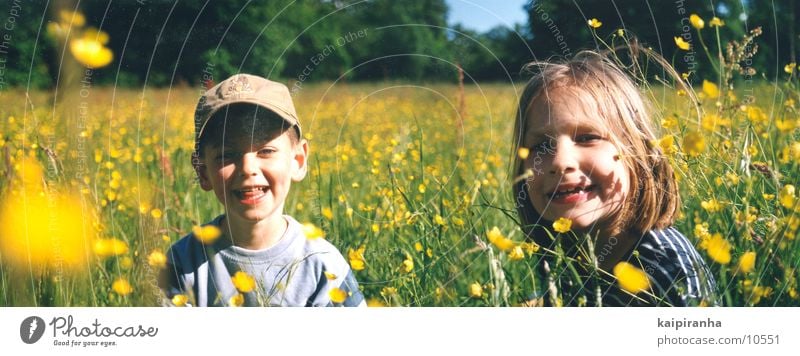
[512,50,717,306]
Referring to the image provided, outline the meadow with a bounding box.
[1,72,798,307]
[1,16,799,306]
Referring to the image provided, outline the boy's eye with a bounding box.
[257,148,277,156]
[215,151,236,162]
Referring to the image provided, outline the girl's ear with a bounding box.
[195,163,213,191]
[291,139,309,182]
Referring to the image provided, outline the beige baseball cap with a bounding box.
[194,74,301,154]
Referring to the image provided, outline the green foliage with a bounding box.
[0,1,54,91]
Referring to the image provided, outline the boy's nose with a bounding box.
[240,154,259,176]
[549,139,578,175]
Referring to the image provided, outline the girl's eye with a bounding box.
[576,134,602,143]
[531,140,555,153]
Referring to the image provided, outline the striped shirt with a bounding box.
[559,227,718,307]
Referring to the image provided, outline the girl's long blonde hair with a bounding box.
[512,49,683,247]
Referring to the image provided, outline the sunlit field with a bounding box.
[1,69,798,306]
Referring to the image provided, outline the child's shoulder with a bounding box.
[283,215,347,258]
[167,215,225,265]
[639,227,697,257]
[635,226,717,304]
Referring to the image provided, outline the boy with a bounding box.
[160,74,364,307]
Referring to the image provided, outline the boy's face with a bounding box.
[197,124,307,224]
[521,88,629,233]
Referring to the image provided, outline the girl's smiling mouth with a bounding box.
[547,184,596,204]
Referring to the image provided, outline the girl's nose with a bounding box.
[240,154,259,176]
[549,138,578,175]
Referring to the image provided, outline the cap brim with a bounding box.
[196,100,301,143]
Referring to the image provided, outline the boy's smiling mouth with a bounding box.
[233,185,269,205]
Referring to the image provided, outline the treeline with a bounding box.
[2,0,796,89]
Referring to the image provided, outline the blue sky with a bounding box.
[446,0,528,33]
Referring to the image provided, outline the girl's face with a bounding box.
[521,88,630,233]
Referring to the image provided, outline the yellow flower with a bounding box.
[324,271,337,280]
[83,27,110,44]
[702,80,720,98]
[508,245,525,261]
[321,207,333,220]
[654,134,677,155]
[737,251,756,273]
[119,257,133,269]
[112,277,133,296]
[785,62,797,74]
[381,286,398,298]
[150,208,162,219]
[700,199,723,213]
[486,226,514,251]
[366,298,386,307]
[661,115,678,129]
[348,245,366,271]
[775,119,796,134]
[0,159,95,272]
[682,131,705,157]
[749,286,772,304]
[706,234,731,264]
[468,282,483,298]
[694,223,712,242]
[94,238,129,258]
[418,183,426,193]
[613,262,650,294]
[148,251,167,268]
[674,36,690,51]
[724,171,739,185]
[231,271,256,293]
[329,287,348,304]
[59,10,86,27]
[171,294,188,307]
[587,18,602,28]
[779,185,796,209]
[69,38,114,68]
[401,254,414,273]
[414,242,423,252]
[229,293,245,307]
[433,215,446,226]
[520,241,540,255]
[552,217,572,233]
[709,17,725,27]
[689,14,705,29]
[748,144,758,157]
[745,106,767,124]
[302,222,325,240]
[517,147,530,160]
[701,113,729,132]
[192,225,221,245]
